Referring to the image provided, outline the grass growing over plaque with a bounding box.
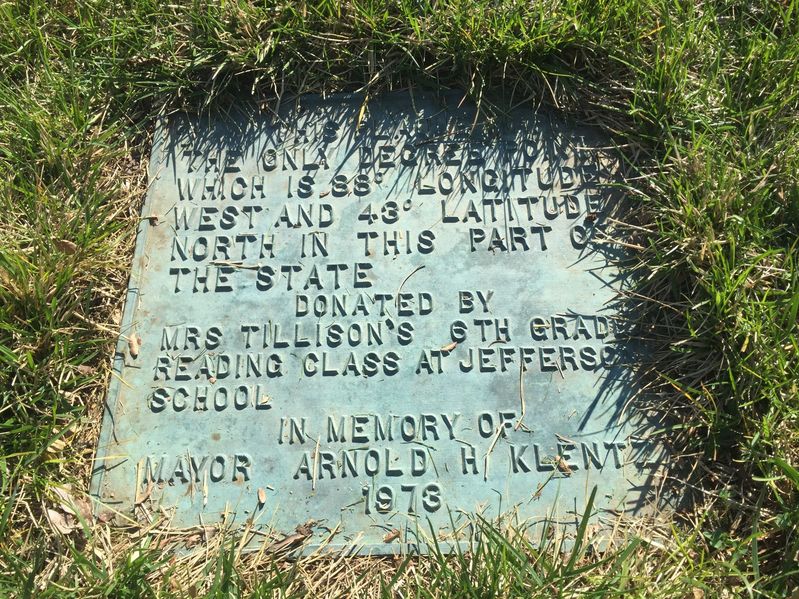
[0,0,797,595]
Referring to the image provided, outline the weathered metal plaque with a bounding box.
[92,92,662,553]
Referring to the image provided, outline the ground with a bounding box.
[0,1,798,597]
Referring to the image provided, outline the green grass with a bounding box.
[1,0,798,596]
